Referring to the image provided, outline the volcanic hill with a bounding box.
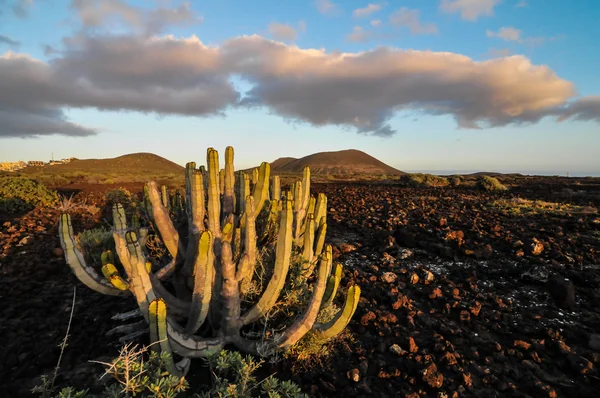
[270,149,404,175]
[22,153,184,175]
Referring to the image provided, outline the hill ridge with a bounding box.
[270,149,404,175]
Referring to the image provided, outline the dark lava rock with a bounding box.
[547,275,576,309]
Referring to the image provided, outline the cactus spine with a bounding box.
[58,146,360,375]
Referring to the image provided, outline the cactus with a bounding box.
[58,146,360,376]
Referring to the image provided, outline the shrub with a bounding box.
[76,227,114,266]
[450,176,462,187]
[33,345,307,398]
[477,176,508,192]
[0,177,58,213]
[402,173,449,187]
[105,188,133,208]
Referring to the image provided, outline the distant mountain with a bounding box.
[22,153,184,175]
[270,149,404,175]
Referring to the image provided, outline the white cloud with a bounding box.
[315,0,339,15]
[353,4,381,18]
[70,0,202,35]
[487,26,546,46]
[370,19,382,27]
[486,26,521,41]
[346,26,373,42]
[1,32,597,138]
[440,0,501,21]
[389,8,437,35]
[268,22,298,41]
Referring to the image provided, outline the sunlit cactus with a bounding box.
[58,146,360,376]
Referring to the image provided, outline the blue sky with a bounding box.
[1,0,599,175]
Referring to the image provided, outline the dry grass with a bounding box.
[490,197,598,215]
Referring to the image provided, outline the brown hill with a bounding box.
[22,153,183,175]
[271,149,404,175]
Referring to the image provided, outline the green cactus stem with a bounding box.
[270,249,329,351]
[321,263,342,309]
[252,162,270,217]
[184,231,214,334]
[270,175,281,201]
[58,214,126,296]
[314,285,361,340]
[241,198,293,325]
[223,146,235,216]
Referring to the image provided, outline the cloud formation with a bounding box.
[0,34,20,46]
[353,4,381,18]
[440,0,501,21]
[70,0,202,35]
[268,22,298,41]
[389,8,437,35]
[315,0,339,16]
[346,26,373,42]
[11,0,33,18]
[1,31,598,138]
[486,26,545,46]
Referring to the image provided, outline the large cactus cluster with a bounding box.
[58,146,360,376]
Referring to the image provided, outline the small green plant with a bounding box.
[450,176,462,187]
[477,176,508,192]
[198,350,307,398]
[401,173,449,187]
[0,176,58,212]
[105,188,134,208]
[76,227,114,266]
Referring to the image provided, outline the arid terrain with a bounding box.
[1,153,599,397]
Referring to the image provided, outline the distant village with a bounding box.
[0,157,77,172]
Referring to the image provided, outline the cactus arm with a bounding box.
[147,182,182,261]
[314,193,327,232]
[301,215,315,267]
[206,148,221,238]
[270,250,329,351]
[301,167,310,215]
[270,175,281,201]
[123,231,157,321]
[220,241,242,337]
[307,196,316,219]
[241,199,293,325]
[236,196,256,293]
[293,182,306,244]
[219,169,225,197]
[58,214,125,296]
[185,162,205,234]
[101,263,129,291]
[137,227,148,247]
[235,171,247,215]
[148,299,190,377]
[314,220,327,258]
[154,258,177,279]
[223,146,235,215]
[252,162,270,216]
[251,168,259,185]
[161,185,170,209]
[313,285,361,340]
[184,231,214,334]
[321,263,342,309]
[149,299,219,379]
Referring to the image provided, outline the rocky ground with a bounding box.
[1,177,599,397]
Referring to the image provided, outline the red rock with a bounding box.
[422,363,444,388]
[408,337,418,353]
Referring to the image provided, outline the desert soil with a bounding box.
[1,178,599,397]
